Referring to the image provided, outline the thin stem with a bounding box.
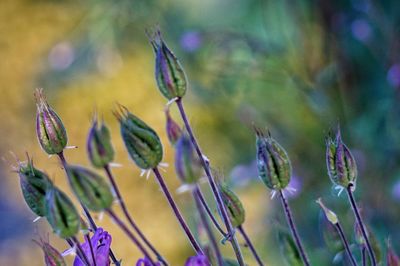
[334,223,358,266]
[193,187,224,266]
[104,165,168,266]
[176,98,245,265]
[106,209,155,265]
[361,246,367,266]
[58,151,121,266]
[346,186,376,266]
[238,225,265,266]
[278,190,310,266]
[67,238,88,266]
[152,167,203,254]
[195,187,227,236]
[85,234,97,266]
[71,236,91,266]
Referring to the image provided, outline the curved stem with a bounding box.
[106,209,155,265]
[195,186,227,236]
[361,246,367,266]
[335,223,358,266]
[104,165,168,266]
[176,98,245,265]
[193,187,224,266]
[57,151,120,266]
[85,234,97,266]
[71,236,91,266]
[346,186,376,266]
[152,167,203,254]
[238,225,265,266]
[278,190,310,266]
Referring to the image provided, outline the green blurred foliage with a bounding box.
[0,0,400,265]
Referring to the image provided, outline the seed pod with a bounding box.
[149,30,187,100]
[165,108,182,145]
[316,198,338,225]
[65,165,113,212]
[219,183,245,228]
[34,238,66,266]
[17,157,52,217]
[256,130,291,190]
[45,187,80,238]
[87,119,115,168]
[184,255,210,266]
[115,105,163,169]
[35,88,67,155]
[386,239,400,266]
[277,229,303,266]
[325,128,357,188]
[175,134,202,184]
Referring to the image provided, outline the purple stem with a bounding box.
[334,223,357,266]
[176,98,245,265]
[361,246,366,266]
[238,225,265,266]
[106,209,155,265]
[104,165,168,266]
[193,187,224,266]
[346,186,376,266]
[152,167,203,254]
[85,234,97,266]
[71,236,91,266]
[278,190,310,266]
[58,152,120,266]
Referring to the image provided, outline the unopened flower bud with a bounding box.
[115,105,163,169]
[65,165,113,212]
[87,119,115,168]
[45,187,80,238]
[277,229,302,266]
[219,183,245,228]
[35,88,67,155]
[316,198,338,225]
[165,108,182,145]
[326,128,357,189]
[175,134,202,184]
[184,255,210,266]
[17,156,52,217]
[34,238,66,266]
[387,239,400,266]
[149,30,187,100]
[256,130,291,190]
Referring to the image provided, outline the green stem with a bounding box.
[238,225,265,266]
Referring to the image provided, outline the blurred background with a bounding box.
[0,0,399,265]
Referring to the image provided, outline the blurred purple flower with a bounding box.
[185,254,210,266]
[285,174,303,199]
[180,31,202,53]
[136,258,161,266]
[391,180,400,201]
[74,228,112,266]
[387,64,400,88]
[48,42,75,71]
[230,160,258,187]
[351,19,372,42]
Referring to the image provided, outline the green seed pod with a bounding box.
[45,187,80,238]
[175,134,202,184]
[256,130,291,190]
[34,238,66,266]
[277,229,303,266]
[17,157,52,217]
[116,106,163,169]
[326,128,357,188]
[87,119,115,168]
[35,88,67,155]
[316,198,338,225]
[65,165,114,212]
[149,30,187,100]
[219,183,245,228]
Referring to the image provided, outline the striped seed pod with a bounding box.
[65,165,114,212]
[175,134,202,184]
[165,108,182,145]
[87,119,115,168]
[34,238,66,266]
[219,183,245,228]
[35,88,67,155]
[115,105,163,169]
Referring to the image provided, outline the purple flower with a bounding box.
[136,258,161,266]
[180,31,202,53]
[184,255,210,266]
[74,228,112,266]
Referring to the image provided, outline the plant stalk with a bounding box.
[334,223,358,266]
[238,225,265,266]
[104,164,168,266]
[278,190,310,266]
[152,167,203,254]
[71,236,91,266]
[176,98,245,265]
[361,246,367,266]
[346,186,376,266]
[106,209,155,265]
[193,186,224,266]
[58,151,120,266]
